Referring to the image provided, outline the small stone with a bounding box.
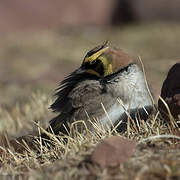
[91,136,136,168]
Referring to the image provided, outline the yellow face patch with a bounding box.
[86,69,101,77]
[83,47,109,64]
[97,56,113,76]
[82,46,116,77]
[104,63,113,76]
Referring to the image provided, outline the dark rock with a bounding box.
[158,62,180,120]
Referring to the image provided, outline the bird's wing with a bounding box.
[48,80,108,135]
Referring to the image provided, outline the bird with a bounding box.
[42,42,154,138]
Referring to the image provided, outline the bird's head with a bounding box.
[77,41,134,78]
[51,42,138,112]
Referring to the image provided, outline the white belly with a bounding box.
[100,101,127,129]
[100,97,152,130]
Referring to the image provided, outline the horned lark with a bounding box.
[44,42,154,136]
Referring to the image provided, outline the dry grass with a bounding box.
[0,93,179,180]
[0,23,180,179]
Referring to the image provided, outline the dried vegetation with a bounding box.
[0,24,180,179]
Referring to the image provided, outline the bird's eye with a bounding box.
[90,60,97,65]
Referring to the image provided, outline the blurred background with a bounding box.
[0,0,180,108]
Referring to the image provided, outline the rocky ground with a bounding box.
[0,23,179,179]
